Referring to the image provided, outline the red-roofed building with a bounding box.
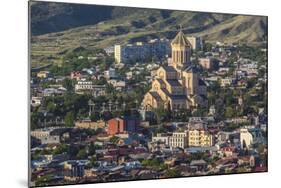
[254,164,267,172]
[70,71,82,80]
[221,146,236,157]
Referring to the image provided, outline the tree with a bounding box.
[160,10,171,18]
[105,83,115,94]
[46,101,56,113]
[236,167,248,173]
[31,112,43,130]
[152,104,168,126]
[203,43,213,52]
[225,106,234,118]
[164,169,181,178]
[109,136,119,144]
[90,156,99,167]
[258,144,265,154]
[141,159,167,170]
[88,143,101,155]
[64,111,75,127]
[90,112,100,122]
[53,144,69,155]
[148,15,157,23]
[62,78,73,91]
[68,145,79,158]
[130,20,146,28]
[76,148,87,159]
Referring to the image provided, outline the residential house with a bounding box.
[31,96,43,107]
[70,71,82,80]
[37,71,52,78]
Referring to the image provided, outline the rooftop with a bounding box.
[171,30,192,47]
[149,91,163,101]
[166,80,182,87]
[162,66,177,72]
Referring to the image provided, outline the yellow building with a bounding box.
[142,29,207,110]
[75,120,106,130]
[114,45,122,64]
[188,129,213,147]
[37,71,51,78]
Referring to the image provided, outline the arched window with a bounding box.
[159,71,164,79]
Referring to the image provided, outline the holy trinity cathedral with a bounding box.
[142,29,207,110]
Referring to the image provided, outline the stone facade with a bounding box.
[142,30,207,110]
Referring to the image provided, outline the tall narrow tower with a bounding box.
[171,28,192,70]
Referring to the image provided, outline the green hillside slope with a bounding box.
[30,2,267,67]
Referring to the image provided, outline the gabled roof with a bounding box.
[190,159,207,166]
[171,30,192,47]
[149,91,163,101]
[166,80,182,87]
[162,65,177,72]
[160,88,187,100]
[169,95,188,100]
[184,65,198,73]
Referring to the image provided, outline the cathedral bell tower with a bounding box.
[171,27,192,70]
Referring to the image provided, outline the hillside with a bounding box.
[30,2,267,67]
[30,1,114,35]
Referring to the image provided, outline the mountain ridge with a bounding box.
[30,2,267,66]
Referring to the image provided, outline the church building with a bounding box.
[142,29,207,110]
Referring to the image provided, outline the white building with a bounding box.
[240,128,264,149]
[43,87,66,96]
[41,135,60,144]
[104,46,114,55]
[220,78,233,87]
[152,133,170,145]
[152,132,188,149]
[31,96,43,107]
[169,132,188,149]
[114,39,170,64]
[75,81,94,91]
[75,81,106,96]
[31,128,61,144]
[107,79,126,91]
